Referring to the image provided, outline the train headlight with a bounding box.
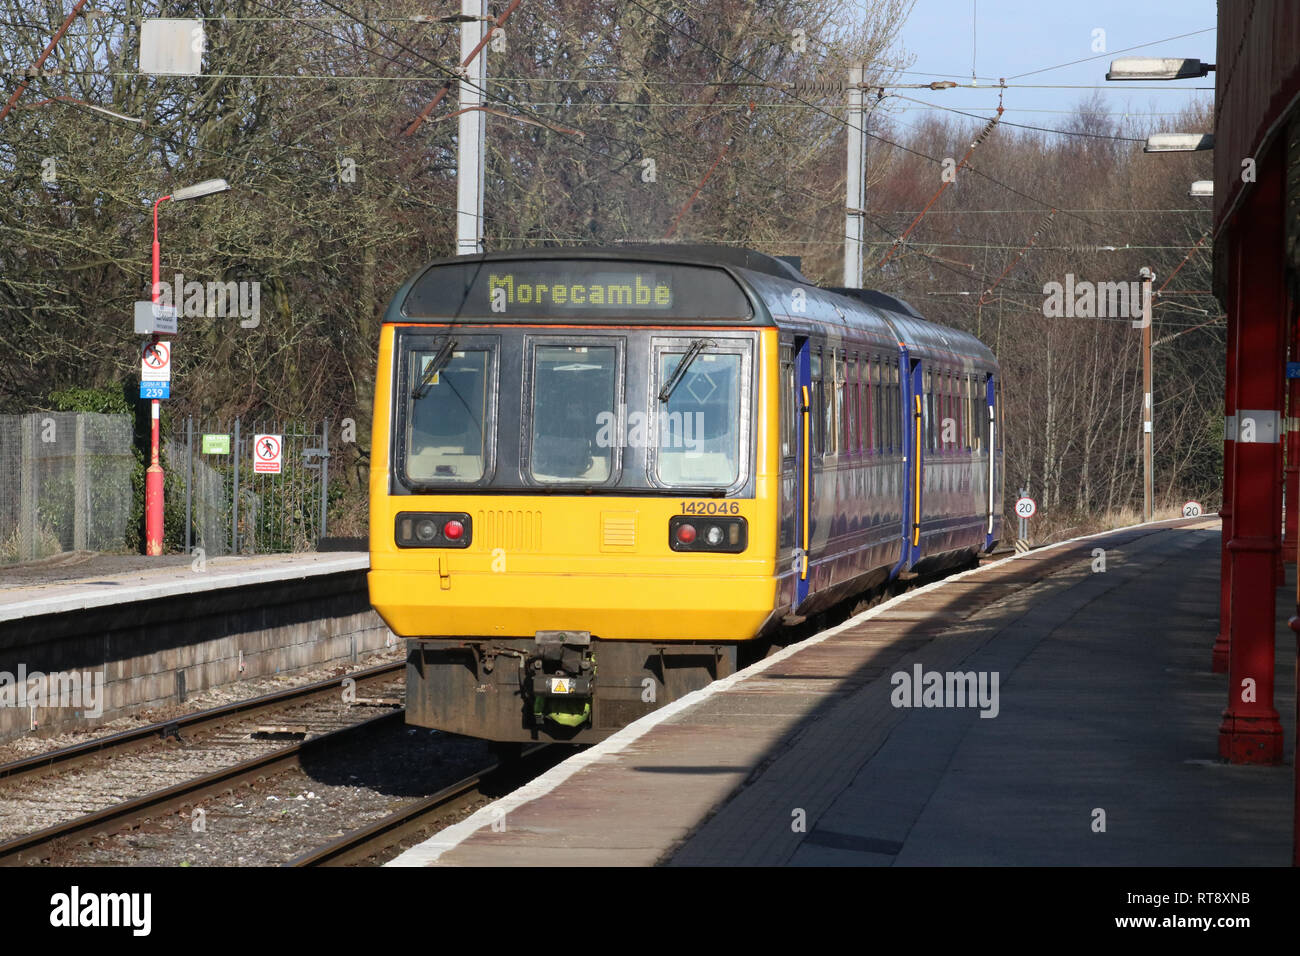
[396,511,472,548]
[668,515,746,553]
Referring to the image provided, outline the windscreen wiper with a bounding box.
[412,337,457,400]
[658,339,712,403]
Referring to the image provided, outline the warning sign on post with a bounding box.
[140,340,172,399]
[253,434,282,474]
[141,340,171,381]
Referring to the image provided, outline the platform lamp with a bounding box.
[144,178,230,556]
[1105,57,1215,81]
[1105,59,1216,156]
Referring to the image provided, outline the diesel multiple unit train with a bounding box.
[368,245,1003,743]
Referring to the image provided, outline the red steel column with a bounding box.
[1213,240,1238,673]
[1285,309,1299,562]
[1277,300,1288,585]
[1291,597,1300,866]
[1220,147,1286,764]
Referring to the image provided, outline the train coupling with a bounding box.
[527,631,596,728]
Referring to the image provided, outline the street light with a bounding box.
[1144,132,1214,153]
[170,178,231,202]
[144,177,231,556]
[1106,57,1215,81]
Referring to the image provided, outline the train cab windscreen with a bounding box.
[529,344,617,483]
[405,346,489,482]
[656,349,742,486]
[395,328,753,493]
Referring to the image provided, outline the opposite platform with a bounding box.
[390,518,1297,866]
[0,552,368,624]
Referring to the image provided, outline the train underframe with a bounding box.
[406,633,745,743]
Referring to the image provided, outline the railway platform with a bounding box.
[0,551,367,624]
[390,517,1297,866]
[0,550,381,740]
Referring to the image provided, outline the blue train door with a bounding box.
[907,357,924,568]
[985,372,997,550]
[794,337,812,606]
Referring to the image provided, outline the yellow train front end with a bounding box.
[369,492,778,644]
[368,252,783,742]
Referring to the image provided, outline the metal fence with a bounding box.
[167,418,331,556]
[0,413,135,563]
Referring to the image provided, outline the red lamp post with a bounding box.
[144,194,171,556]
[143,179,230,556]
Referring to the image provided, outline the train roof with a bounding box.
[386,245,996,366]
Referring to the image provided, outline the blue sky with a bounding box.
[889,0,1216,131]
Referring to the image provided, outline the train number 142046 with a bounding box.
[679,501,741,515]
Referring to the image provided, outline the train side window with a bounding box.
[878,358,889,455]
[932,368,941,453]
[880,359,888,453]
[946,369,956,452]
[855,356,865,454]
[946,369,955,452]
[881,361,889,453]
[924,368,934,453]
[884,359,892,453]
[780,345,795,460]
[838,356,847,456]
[810,349,824,457]
[939,369,948,452]
[948,370,956,452]
[938,369,945,452]
[957,371,965,452]
[890,362,900,452]
[963,374,969,452]
[942,369,950,452]
[845,354,858,455]
[965,374,974,452]
[866,356,876,454]
[959,373,966,452]
[824,351,838,457]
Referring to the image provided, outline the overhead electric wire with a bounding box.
[3,0,1212,297]
[890,93,1149,142]
[619,0,1109,235]
[1006,26,1216,80]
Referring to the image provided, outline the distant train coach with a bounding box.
[368,246,1003,743]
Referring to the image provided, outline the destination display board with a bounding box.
[402,259,755,321]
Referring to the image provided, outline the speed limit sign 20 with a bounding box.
[1182,501,1203,518]
[1015,496,1037,519]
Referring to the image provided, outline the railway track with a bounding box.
[286,744,554,867]
[0,662,406,859]
[0,660,404,786]
[0,709,404,866]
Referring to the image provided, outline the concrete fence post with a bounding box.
[320,417,330,541]
[74,413,88,551]
[19,414,36,561]
[232,417,241,554]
